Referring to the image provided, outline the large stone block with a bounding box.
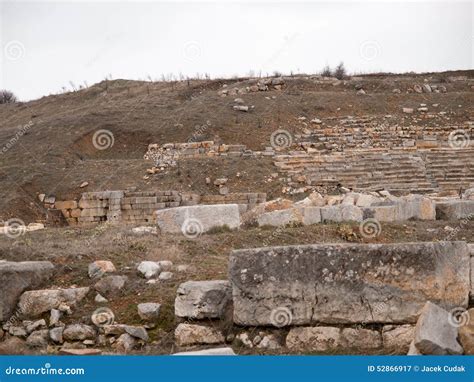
[396,195,436,221]
[156,204,240,234]
[321,205,363,222]
[413,301,463,355]
[175,280,232,319]
[459,308,474,355]
[257,207,322,227]
[229,242,470,326]
[257,209,294,227]
[285,326,382,353]
[0,261,54,322]
[436,201,474,220]
[363,205,397,222]
[18,287,90,317]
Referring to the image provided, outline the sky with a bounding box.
[0,0,473,101]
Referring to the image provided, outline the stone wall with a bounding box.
[51,190,266,226]
[275,147,474,194]
[144,141,275,169]
[229,242,470,326]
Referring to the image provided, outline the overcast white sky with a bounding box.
[1,1,472,101]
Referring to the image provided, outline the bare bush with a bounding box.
[333,62,347,80]
[0,90,18,104]
[321,65,332,77]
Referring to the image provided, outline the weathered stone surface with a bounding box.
[463,188,474,200]
[364,205,397,222]
[382,325,415,353]
[137,303,161,321]
[257,207,322,227]
[63,324,96,341]
[286,326,381,353]
[436,201,474,220]
[364,196,435,222]
[229,242,469,326]
[407,340,422,355]
[137,261,161,279]
[341,328,382,351]
[257,209,295,227]
[458,308,474,355]
[156,204,240,234]
[94,275,127,298]
[174,323,225,347]
[18,287,89,317]
[356,194,380,207]
[0,261,54,322]
[175,280,231,319]
[26,329,49,348]
[132,226,157,235]
[25,319,47,333]
[396,195,436,221]
[88,261,116,278]
[413,301,463,355]
[286,327,341,353]
[49,327,64,343]
[256,334,281,350]
[157,260,173,271]
[173,347,236,355]
[124,326,149,341]
[321,205,363,222]
[0,337,31,355]
[115,334,137,353]
[158,271,173,281]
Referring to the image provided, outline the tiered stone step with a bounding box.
[274,148,474,193]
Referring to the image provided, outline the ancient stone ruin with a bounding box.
[1,73,473,356]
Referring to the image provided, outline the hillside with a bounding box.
[0,70,473,223]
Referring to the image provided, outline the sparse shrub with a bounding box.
[333,62,347,80]
[321,65,332,77]
[0,90,17,104]
[206,225,232,234]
